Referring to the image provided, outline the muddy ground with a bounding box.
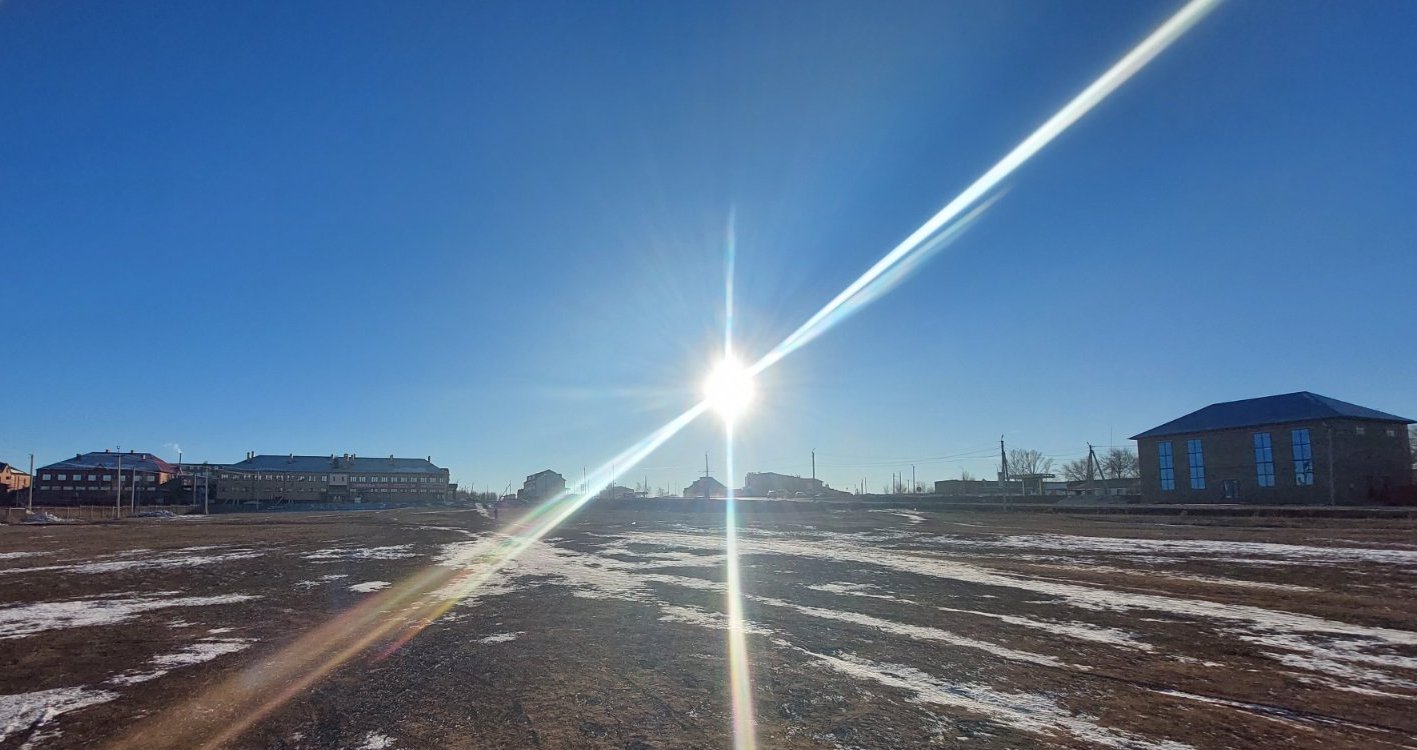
[1,505,1415,749]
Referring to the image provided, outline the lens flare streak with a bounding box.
[751,0,1221,377]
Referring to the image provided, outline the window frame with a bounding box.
[1186,438,1206,490]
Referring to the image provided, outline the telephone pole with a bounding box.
[999,436,1008,497]
[27,453,34,511]
[115,452,123,519]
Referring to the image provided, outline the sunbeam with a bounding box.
[751,0,1221,377]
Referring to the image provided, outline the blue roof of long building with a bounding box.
[227,455,446,474]
[1131,392,1413,440]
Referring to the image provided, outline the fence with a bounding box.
[1,504,200,523]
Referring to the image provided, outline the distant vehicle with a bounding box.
[766,490,782,498]
[793,491,808,498]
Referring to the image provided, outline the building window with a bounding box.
[88,474,97,481]
[1388,428,1397,438]
[1253,433,1275,488]
[42,474,51,480]
[1292,429,1314,486]
[103,474,112,481]
[1223,479,1239,499]
[58,474,67,481]
[1356,425,1366,436]
[1186,439,1205,490]
[1157,442,1175,491]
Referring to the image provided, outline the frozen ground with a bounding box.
[1,506,1414,749]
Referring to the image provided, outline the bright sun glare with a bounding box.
[704,355,755,422]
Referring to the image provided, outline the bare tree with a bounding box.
[960,469,976,482]
[1101,447,1140,479]
[1060,457,1094,482]
[1006,449,1053,476]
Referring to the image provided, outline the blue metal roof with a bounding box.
[1131,392,1414,440]
[227,455,446,474]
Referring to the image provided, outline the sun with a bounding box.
[704,354,755,422]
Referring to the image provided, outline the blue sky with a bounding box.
[3,1,1414,494]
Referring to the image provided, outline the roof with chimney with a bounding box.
[1131,392,1413,440]
[40,451,176,473]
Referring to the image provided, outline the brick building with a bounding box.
[1132,392,1413,505]
[32,451,178,505]
[214,453,453,504]
[1,461,32,499]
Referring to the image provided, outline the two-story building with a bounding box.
[1,461,31,499]
[32,451,178,505]
[214,453,453,504]
[1132,392,1412,505]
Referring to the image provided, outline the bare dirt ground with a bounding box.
[2,505,1416,749]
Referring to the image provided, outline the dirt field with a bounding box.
[2,505,1416,749]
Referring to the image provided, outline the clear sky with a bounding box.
[3,1,1414,495]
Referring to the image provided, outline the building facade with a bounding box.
[1,462,32,498]
[32,451,178,505]
[684,476,726,498]
[742,472,824,497]
[1132,392,1413,505]
[517,470,566,502]
[214,453,453,504]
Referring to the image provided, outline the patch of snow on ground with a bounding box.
[478,631,524,644]
[0,593,259,639]
[807,582,911,603]
[304,545,415,562]
[1031,563,1317,591]
[0,686,119,743]
[936,606,1151,650]
[753,595,1063,667]
[356,731,397,749]
[108,638,253,685]
[811,651,1193,750]
[0,549,263,576]
[0,552,49,561]
[349,581,391,593]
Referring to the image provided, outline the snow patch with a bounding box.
[108,639,253,685]
[356,731,397,749]
[0,593,259,639]
[349,581,391,593]
[0,686,118,744]
[304,545,415,561]
[812,652,1192,750]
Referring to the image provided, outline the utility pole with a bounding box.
[912,465,916,494]
[27,453,34,511]
[999,436,1008,499]
[811,450,816,485]
[115,452,123,519]
[203,464,210,515]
